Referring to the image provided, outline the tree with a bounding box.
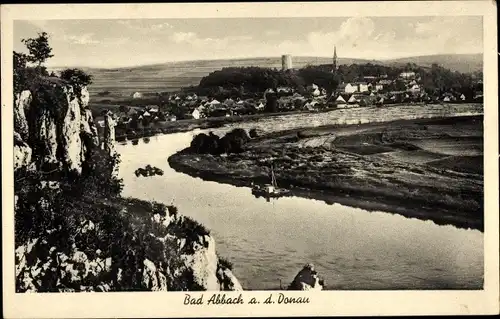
[265,94,278,113]
[22,32,54,67]
[60,68,93,87]
[13,51,28,93]
[119,105,131,113]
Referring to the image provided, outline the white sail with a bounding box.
[271,165,278,188]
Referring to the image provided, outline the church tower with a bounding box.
[332,45,338,73]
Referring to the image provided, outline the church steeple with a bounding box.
[332,45,338,73]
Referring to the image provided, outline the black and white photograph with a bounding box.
[2,1,499,317]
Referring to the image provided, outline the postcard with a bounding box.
[1,1,499,317]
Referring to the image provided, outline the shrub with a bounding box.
[76,147,124,199]
[249,128,259,138]
[217,255,234,270]
[190,132,220,154]
[60,68,93,88]
[218,129,250,154]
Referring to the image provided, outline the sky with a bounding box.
[13,16,483,68]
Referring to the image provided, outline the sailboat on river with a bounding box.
[251,164,290,198]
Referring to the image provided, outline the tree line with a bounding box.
[192,62,482,99]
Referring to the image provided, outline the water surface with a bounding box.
[117,129,483,290]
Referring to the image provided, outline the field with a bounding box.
[169,115,484,231]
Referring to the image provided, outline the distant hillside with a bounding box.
[382,54,483,74]
[49,54,482,97]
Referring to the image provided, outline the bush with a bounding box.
[217,256,234,270]
[189,128,252,155]
[190,132,220,154]
[166,216,210,253]
[249,128,259,138]
[60,68,93,88]
[76,147,124,199]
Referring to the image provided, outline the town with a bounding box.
[95,48,483,140]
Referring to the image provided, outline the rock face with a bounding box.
[14,132,32,171]
[103,111,116,157]
[14,90,32,141]
[13,82,99,174]
[217,267,244,291]
[288,263,324,290]
[14,199,243,293]
[179,234,220,290]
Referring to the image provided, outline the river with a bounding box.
[117,105,484,290]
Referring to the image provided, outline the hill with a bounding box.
[48,54,482,98]
[382,54,483,74]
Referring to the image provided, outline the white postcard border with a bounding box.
[2,1,498,317]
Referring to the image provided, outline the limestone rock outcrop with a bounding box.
[178,234,220,290]
[14,132,33,171]
[217,267,243,291]
[15,199,243,293]
[288,263,324,290]
[13,82,100,174]
[14,90,32,141]
[13,79,244,293]
[103,111,117,157]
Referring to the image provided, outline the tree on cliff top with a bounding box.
[60,68,93,87]
[22,32,54,67]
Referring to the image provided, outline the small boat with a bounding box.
[252,164,289,198]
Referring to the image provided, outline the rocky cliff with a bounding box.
[15,198,242,292]
[14,80,102,175]
[13,79,321,292]
[13,80,242,292]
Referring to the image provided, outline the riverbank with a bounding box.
[168,115,484,231]
[114,103,482,140]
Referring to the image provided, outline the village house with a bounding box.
[224,98,235,107]
[338,83,358,94]
[376,95,386,106]
[209,99,221,106]
[146,105,159,113]
[132,92,143,99]
[408,84,421,93]
[191,108,201,119]
[335,95,347,103]
[357,82,369,93]
[277,86,293,93]
[347,95,359,104]
[307,83,321,97]
[379,79,393,85]
[303,100,320,111]
[399,71,416,80]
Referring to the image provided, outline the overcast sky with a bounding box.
[14,16,483,68]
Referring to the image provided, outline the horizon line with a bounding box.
[47,52,483,70]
